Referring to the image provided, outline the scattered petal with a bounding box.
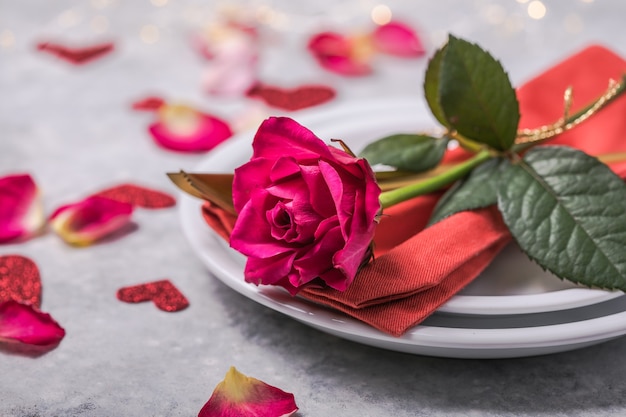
[49,196,133,246]
[0,255,42,309]
[149,104,233,152]
[203,56,258,97]
[195,21,259,96]
[199,367,298,417]
[371,21,425,57]
[0,174,45,243]
[117,279,189,312]
[308,21,424,75]
[307,32,372,76]
[132,96,165,112]
[0,300,65,347]
[36,41,114,65]
[93,183,176,209]
[247,83,336,111]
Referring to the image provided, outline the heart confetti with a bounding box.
[117,279,189,312]
[0,255,42,309]
[93,183,176,209]
[36,41,115,65]
[132,96,165,112]
[246,84,337,111]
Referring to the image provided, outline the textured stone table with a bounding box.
[2,1,626,415]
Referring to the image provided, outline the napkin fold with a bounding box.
[201,45,626,337]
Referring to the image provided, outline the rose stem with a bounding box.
[378,149,491,209]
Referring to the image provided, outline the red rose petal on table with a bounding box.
[371,21,425,57]
[117,279,189,312]
[132,96,165,112]
[307,32,372,76]
[93,184,176,209]
[49,196,133,246]
[0,300,65,347]
[0,174,45,243]
[148,104,233,152]
[36,41,115,65]
[0,255,42,309]
[247,83,336,111]
[199,367,298,417]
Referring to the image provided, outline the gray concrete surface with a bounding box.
[2,0,626,415]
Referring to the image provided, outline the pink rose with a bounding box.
[230,117,381,294]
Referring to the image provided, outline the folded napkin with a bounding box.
[202,45,626,337]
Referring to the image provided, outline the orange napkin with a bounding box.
[202,45,626,336]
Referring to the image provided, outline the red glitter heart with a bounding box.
[247,84,336,111]
[93,183,176,209]
[0,255,42,309]
[36,41,115,65]
[117,279,189,312]
[132,96,165,112]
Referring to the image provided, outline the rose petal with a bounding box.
[231,190,292,258]
[198,367,298,417]
[36,41,114,65]
[0,300,65,347]
[203,59,258,97]
[0,174,45,243]
[132,96,165,111]
[93,183,176,209]
[194,21,259,96]
[49,196,133,246]
[371,21,425,57]
[0,255,42,308]
[149,104,233,152]
[251,117,334,161]
[307,32,372,76]
[244,252,296,292]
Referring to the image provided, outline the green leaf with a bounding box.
[438,35,520,151]
[360,134,447,173]
[424,45,449,128]
[428,158,503,225]
[497,146,626,290]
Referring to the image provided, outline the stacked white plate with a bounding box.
[179,99,626,358]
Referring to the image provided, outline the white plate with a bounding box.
[179,98,626,358]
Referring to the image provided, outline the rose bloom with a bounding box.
[230,117,381,295]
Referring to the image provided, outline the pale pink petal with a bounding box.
[49,196,133,246]
[202,35,258,96]
[371,21,425,57]
[0,174,45,243]
[198,367,298,417]
[149,104,233,152]
[307,32,372,76]
[203,59,258,97]
[194,20,259,96]
[0,300,65,347]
